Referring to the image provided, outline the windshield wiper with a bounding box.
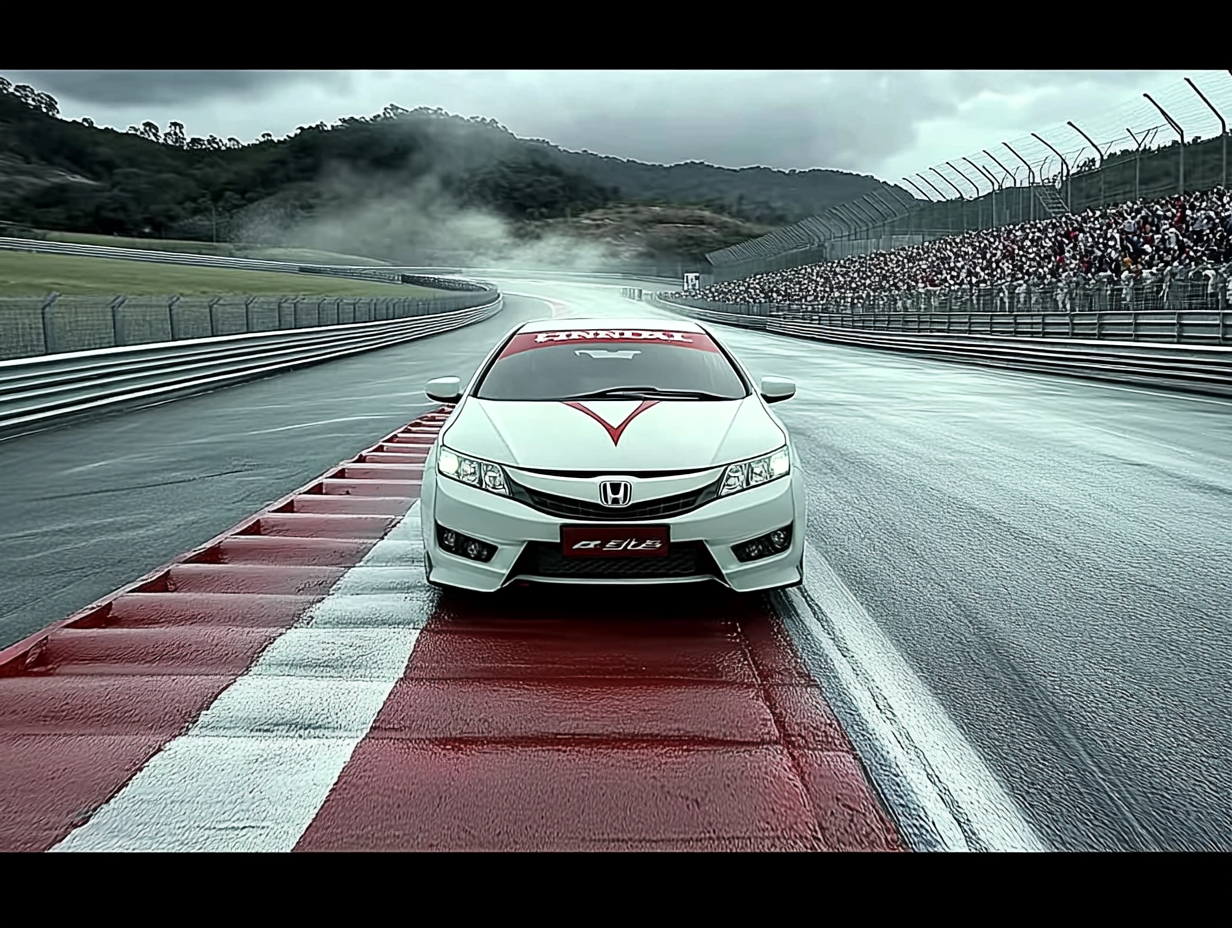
[558,386,737,401]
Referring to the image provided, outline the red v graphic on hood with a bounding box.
[563,400,660,446]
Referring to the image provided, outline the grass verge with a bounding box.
[0,251,442,298]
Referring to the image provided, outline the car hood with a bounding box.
[441,396,786,471]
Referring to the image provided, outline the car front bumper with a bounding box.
[421,459,805,593]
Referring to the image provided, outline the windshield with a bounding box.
[475,327,749,401]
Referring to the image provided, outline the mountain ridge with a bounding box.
[0,76,917,271]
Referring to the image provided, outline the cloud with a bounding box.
[2,69,1212,184]
[4,70,350,106]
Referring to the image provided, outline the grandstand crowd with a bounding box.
[679,186,1232,310]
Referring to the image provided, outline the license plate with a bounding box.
[561,525,669,557]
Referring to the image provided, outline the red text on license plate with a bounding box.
[561,525,669,557]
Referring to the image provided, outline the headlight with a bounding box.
[718,445,790,497]
[437,446,510,496]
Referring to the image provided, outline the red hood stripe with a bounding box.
[563,400,660,446]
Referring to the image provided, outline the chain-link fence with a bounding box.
[0,291,499,361]
[707,71,1232,282]
[661,262,1231,344]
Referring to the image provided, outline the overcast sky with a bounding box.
[5,70,1229,191]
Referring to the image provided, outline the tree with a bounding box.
[207,135,224,150]
[188,137,207,150]
[165,121,186,148]
[0,77,11,95]
[261,132,273,143]
[226,137,241,149]
[33,92,59,116]
[13,84,36,106]
[127,125,140,135]
[140,121,160,142]
[81,117,94,128]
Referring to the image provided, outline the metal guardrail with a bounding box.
[0,237,503,360]
[772,309,1231,344]
[769,318,1232,397]
[642,294,769,329]
[643,293,1232,398]
[0,291,502,361]
[0,296,503,441]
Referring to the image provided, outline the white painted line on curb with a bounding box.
[51,502,430,852]
[774,548,1049,852]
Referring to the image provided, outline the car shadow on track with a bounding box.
[428,582,772,625]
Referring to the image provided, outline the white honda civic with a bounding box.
[419,317,805,593]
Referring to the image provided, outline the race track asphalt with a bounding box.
[2,280,1228,851]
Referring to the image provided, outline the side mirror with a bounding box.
[426,376,463,404]
[759,376,795,403]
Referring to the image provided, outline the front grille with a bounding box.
[507,477,720,521]
[512,541,718,579]
[514,467,714,478]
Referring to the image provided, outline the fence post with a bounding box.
[41,292,59,355]
[168,295,181,341]
[245,295,256,332]
[208,297,221,336]
[110,295,127,347]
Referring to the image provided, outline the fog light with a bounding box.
[436,524,496,562]
[733,525,792,563]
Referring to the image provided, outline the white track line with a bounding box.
[774,551,1049,852]
[52,502,430,853]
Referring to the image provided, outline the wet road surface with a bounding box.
[3,280,1228,850]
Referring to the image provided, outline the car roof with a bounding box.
[514,317,708,334]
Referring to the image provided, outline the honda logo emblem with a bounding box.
[598,480,632,507]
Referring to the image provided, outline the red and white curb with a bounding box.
[1,405,905,852]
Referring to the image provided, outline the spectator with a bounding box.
[675,186,1231,310]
